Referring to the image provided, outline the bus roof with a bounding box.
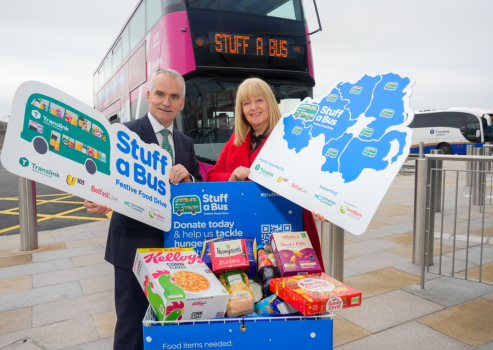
[416,107,493,117]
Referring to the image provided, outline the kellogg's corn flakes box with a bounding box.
[133,248,229,321]
[270,273,362,315]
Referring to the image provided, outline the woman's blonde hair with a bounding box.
[233,78,282,146]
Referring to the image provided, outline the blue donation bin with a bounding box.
[142,306,334,350]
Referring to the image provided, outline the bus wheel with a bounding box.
[85,159,97,175]
[177,210,182,216]
[438,143,452,155]
[33,137,48,155]
[192,210,196,215]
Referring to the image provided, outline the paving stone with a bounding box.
[91,229,109,238]
[436,238,481,249]
[71,253,106,268]
[393,261,447,281]
[79,274,115,295]
[388,243,457,258]
[343,268,421,299]
[336,290,443,333]
[0,239,56,251]
[32,245,103,263]
[0,243,66,259]
[333,316,370,348]
[373,214,414,225]
[344,229,398,243]
[343,268,359,279]
[344,251,411,274]
[0,331,29,349]
[444,244,493,265]
[379,222,415,234]
[64,237,108,249]
[418,298,493,347]
[54,231,94,242]
[0,276,32,295]
[366,221,388,229]
[425,255,479,276]
[32,291,114,327]
[2,341,45,350]
[467,262,493,283]
[92,310,117,339]
[62,336,114,350]
[344,239,402,256]
[381,231,414,245]
[475,340,493,350]
[335,321,473,350]
[33,262,113,288]
[0,234,20,242]
[26,316,99,350]
[483,292,493,302]
[0,307,31,336]
[0,255,31,269]
[0,259,73,281]
[0,282,82,313]
[404,276,493,307]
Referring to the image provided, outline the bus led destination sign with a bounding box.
[207,32,297,58]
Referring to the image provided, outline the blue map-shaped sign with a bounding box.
[283,73,411,183]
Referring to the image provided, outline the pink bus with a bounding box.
[93,0,320,167]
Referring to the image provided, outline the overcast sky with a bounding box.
[1,0,492,119]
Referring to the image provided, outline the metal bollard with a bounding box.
[320,222,345,282]
[473,148,484,206]
[419,142,424,159]
[466,145,475,186]
[430,149,443,212]
[413,158,433,267]
[18,176,38,251]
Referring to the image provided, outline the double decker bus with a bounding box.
[93,0,319,166]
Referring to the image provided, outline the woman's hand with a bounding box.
[313,212,330,223]
[84,200,112,216]
[228,166,250,181]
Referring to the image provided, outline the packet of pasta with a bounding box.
[219,270,254,317]
[133,248,229,321]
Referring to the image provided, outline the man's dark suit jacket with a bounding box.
[105,114,202,269]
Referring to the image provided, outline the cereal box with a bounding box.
[270,231,322,277]
[133,248,229,321]
[210,239,250,274]
[270,273,362,315]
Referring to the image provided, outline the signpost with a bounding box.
[1,82,173,231]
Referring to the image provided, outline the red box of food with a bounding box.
[210,239,250,274]
[270,273,362,315]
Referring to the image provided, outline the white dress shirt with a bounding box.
[147,112,175,158]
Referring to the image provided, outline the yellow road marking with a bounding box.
[3,194,76,213]
[106,211,113,219]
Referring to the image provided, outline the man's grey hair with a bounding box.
[150,68,186,98]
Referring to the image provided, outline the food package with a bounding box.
[201,237,257,278]
[249,281,263,302]
[133,248,229,321]
[270,273,362,315]
[210,239,250,274]
[219,270,254,317]
[270,231,322,277]
[255,295,298,316]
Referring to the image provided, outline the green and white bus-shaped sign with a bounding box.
[173,195,201,215]
[363,147,378,157]
[1,81,173,231]
[293,103,319,122]
[379,109,395,118]
[384,82,399,91]
[292,126,303,135]
[349,86,363,95]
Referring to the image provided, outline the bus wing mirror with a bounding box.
[309,0,323,35]
[476,130,481,138]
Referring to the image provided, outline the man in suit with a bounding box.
[84,69,202,350]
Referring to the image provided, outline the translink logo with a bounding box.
[255,165,260,171]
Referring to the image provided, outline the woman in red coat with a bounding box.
[207,78,324,269]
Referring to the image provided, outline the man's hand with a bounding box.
[228,166,250,182]
[313,212,330,223]
[84,200,112,216]
[169,164,191,184]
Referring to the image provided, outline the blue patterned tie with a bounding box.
[160,129,174,166]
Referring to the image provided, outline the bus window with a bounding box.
[465,114,481,142]
[440,112,465,128]
[129,2,145,51]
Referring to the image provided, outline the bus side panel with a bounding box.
[305,25,314,81]
[162,11,196,76]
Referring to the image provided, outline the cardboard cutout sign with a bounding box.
[1,82,172,231]
[249,72,415,235]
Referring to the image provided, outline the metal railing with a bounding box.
[415,151,493,289]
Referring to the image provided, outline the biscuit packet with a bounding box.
[211,239,250,274]
[219,270,254,317]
